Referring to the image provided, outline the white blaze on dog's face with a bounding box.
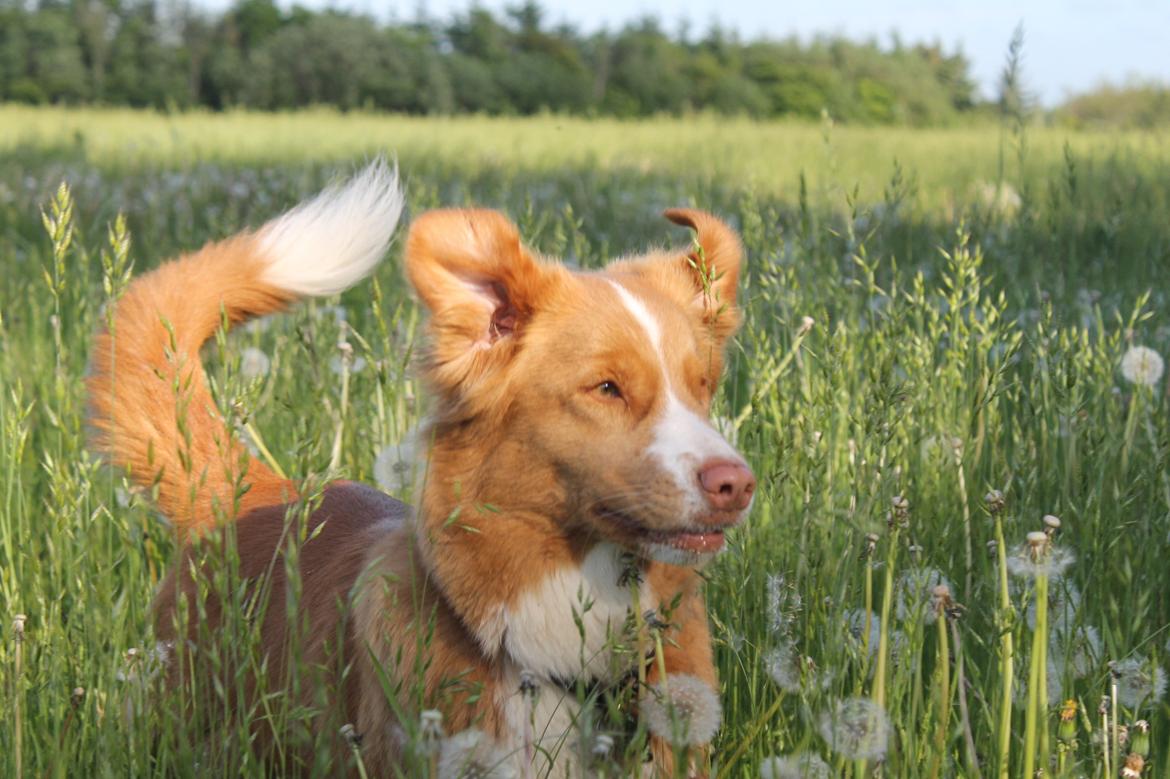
[405,208,754,566]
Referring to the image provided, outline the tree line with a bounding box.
[0,0,983,123]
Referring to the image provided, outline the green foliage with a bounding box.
[0,0,979,123]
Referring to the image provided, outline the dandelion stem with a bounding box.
[951,618,983,779]
[1036,572,1050,771]
[994,513,1014,778]
[928,609,951,779]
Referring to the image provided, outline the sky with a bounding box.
[206,0,1170,106]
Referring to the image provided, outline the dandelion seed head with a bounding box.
[818,697,891,761]
[641,674,722,747]
[240,347,271,379]
[438,729,516,779]
[763,641,803,693]
[759,752,831,779]
[1006,541,1074,580]
[374,429,422,494]
[1050,623,1101,679]
[1111,656,1168,709]
[1120,345,1164,386]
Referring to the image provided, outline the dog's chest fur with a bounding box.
[494,542,654,684]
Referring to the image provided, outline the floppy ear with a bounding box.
[663,208,744,343]
[405,208,555,398]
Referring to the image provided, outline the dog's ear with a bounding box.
[405,208,556,399]
[662,208,744,344]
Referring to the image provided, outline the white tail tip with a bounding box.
[259,158,404,297]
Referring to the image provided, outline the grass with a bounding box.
[1,107,1169,777]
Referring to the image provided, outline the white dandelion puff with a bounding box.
[438,729,517,779]
[641,674,722,747]
[1050,623,1101,679]
[895,568,954,624]
[374,427,423,494]
[818,697,891,761]
[330,354,368,375]
[1111,656,1168,709]
[1120,345,1164,386]
[759,752,831,779]
[763,641,803,693]
[1005,541,1074,580]
[240,347,271,379]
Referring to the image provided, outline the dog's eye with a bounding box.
[597,380,623,400]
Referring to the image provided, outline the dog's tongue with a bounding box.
[667,530,726,553]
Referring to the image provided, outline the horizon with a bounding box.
[189,0,1170,108]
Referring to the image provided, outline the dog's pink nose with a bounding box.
[698,460,756,511]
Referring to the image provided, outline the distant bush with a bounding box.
[1054,80,1170,129]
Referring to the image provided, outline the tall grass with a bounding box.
[1,109,1168,777]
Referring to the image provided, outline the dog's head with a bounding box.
[405,208,754,565]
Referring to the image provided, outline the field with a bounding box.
[1,107,1169,778]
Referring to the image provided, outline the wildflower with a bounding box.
[1120,345,1164,386]
[1005,535,1074,580]
[759,752,831,779]
[438,729,517,779]
[1121,753,1145,779]
[817,697,891,761]
[984,489,1006,515]
[798,316,815,335]
[374,429,422,494]
[640,674,722,747]
[1057,699,1077,745]
[895,567,954,624]
[12,613,26,638]
[763,641,802,693]
[1110,656,1168,709]
[240,347,271,379]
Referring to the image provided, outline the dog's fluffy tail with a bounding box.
[88,160,404,535]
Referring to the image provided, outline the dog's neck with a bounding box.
[412,421,650,680]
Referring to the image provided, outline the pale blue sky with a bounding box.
[206,0,1170,105]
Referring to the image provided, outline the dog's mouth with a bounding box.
[595,505,737,555]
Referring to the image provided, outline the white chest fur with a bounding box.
[500,543,653,683]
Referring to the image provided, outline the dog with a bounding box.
[88,160,755,776]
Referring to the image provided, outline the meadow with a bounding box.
[1,107,1169,778]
